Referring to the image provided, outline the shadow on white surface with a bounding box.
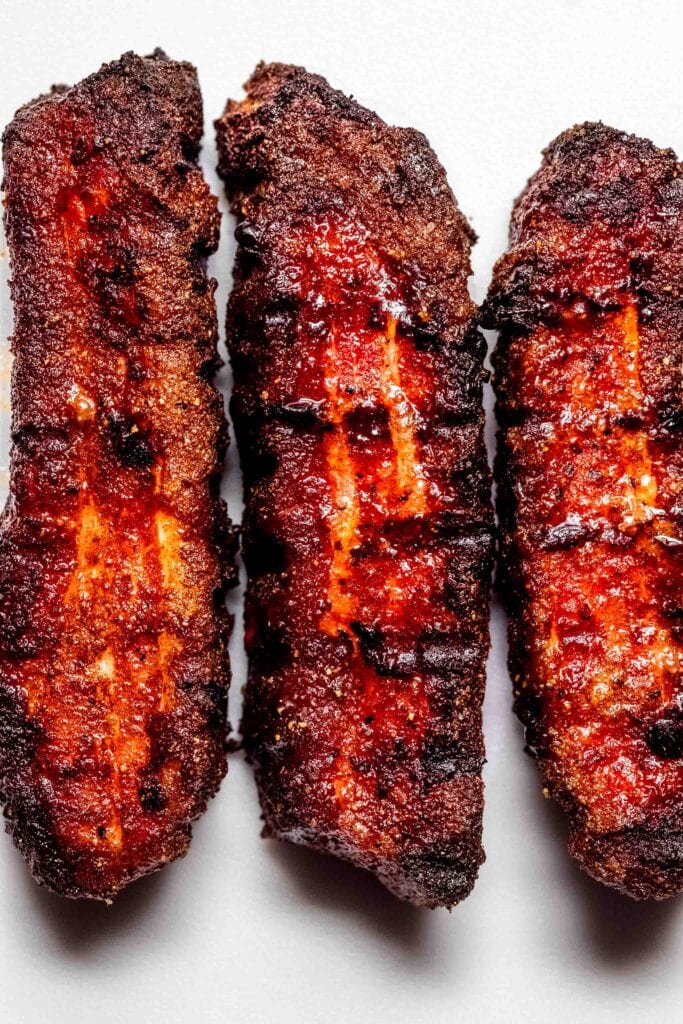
[522,757,681,967]
[19,856,172,954]
[15,733,682,970]
[265,838,436,956]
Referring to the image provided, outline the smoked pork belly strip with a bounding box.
[216,63,493,907]
[0,50,235,899]
[485,122,683,898]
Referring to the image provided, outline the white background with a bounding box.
[1,1,682,1021]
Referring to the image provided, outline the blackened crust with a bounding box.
[0,50,236,898]
[486,122,683,899]
[217,63,493,908]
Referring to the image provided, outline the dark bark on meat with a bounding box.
[0,50,236,899]
[485,122,683,899]
[217,63,493,908]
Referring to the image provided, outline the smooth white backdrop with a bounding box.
[1,1,682,1021]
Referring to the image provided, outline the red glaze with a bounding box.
[218,63,493,907]
[510,306,683,831]
[0,51,234,898]
[487,122,683,897]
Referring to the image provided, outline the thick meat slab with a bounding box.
[217,64,493,907]
[485,122,683,898]
[0,50,235,898]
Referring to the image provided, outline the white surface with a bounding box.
[1,1,682,1021]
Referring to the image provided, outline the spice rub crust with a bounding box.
[486,122,683,898]
[217,63,493,907]
[1,50,236,898]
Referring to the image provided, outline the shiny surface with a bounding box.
[287,217,440,845]
[508,305,683,833]
[220,61,492,905]
[5,3,683,1021]
[0,52,232,896]
[488,118,683,897]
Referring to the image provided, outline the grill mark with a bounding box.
[218,61,492,908]
[0,50,233,897]
[488,121,683,899]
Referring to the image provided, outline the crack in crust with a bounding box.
[0,50,236,899]
[217,63,493,908]
[485,122,683,899]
